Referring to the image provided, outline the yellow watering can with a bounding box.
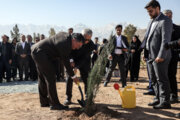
[114,83,136,108]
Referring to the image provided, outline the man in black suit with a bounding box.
[40,34,45,40]
[15,34,31,81]
[163,9,180,103]
[104,25,129,87]
[68,28,73,35]
[64,29,95,105]
[0,35,12,83]
[164,39,180,118]
[31,32,85,110]
[91,37,100,67]
[27,35,37,81]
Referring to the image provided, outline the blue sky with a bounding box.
[0,0,180,28]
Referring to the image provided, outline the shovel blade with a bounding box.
[77,99,86,107]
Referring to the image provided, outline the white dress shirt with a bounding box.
[21,42,25,49]
[114,35,127,54]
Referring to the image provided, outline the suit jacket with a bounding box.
[0,42,12,61]
[141,13,173,60]
[108,35,129,56]
[70,40,95,69]
[28,42,35,48]
[31,32,74,76]
[171,24,180,60]
[15,41,31,60]
[28,42,35,58]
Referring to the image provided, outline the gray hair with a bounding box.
[163,9,173,15]
[81,28,93,36]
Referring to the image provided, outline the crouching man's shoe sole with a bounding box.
[50,104,69,110]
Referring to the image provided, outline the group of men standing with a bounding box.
[0,34,45,82]
[0,0,179,111]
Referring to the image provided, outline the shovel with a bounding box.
[76,81,86,107]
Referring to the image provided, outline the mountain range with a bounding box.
[0,23,146,41]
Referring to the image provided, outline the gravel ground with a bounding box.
[0,81,38,94]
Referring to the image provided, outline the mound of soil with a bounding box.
[57,104,124,120]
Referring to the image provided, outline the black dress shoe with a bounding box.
[143,91,155,95]
[148,101,159,106]
[104,81,108,87]
[175,113,180,118]
[134,78,138,81]
[122,84,126,88]
[64,100,72,106]
[170,96,178,103]
[50,104,69,110]
[41,104,50,107]
[153,103,171,109]
[6,79,11,82]
[130,79,135,82]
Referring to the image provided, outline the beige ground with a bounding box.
[0,68,180,120]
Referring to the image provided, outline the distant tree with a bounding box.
[37,33,40,39]
[10,24,20,42]
[124,24,137,43]
[33,33,36,42]
[109,31,113,39]
[49,28,56,37]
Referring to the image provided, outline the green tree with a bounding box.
[49,28,56,37]
[85,34,115,115]
[124,24,137,43]
[10,24,20,42]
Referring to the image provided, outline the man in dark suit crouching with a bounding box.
[31,32,85,110]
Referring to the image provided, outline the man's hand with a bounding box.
[72,77,80,84]
[143,56,147,61]
[131,49,135,53]
[108,54,112,60]
[178,39,180,45]
[73,67,78,74]
[70,62,75,68]
[20,54,26,58]
[122,48,128,52]
[23,54,27,58]
[20,54,24,58]
[93,50,98,53]
[155,57,164,63]
[9,59,12,64]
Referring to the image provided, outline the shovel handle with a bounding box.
[76,82,84,101]
[77,81,80,86]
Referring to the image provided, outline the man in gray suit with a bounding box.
[141,0,173,109]
[15,34,31,81]
[31,32,85,110]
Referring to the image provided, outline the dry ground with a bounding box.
[0,68,180,120]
